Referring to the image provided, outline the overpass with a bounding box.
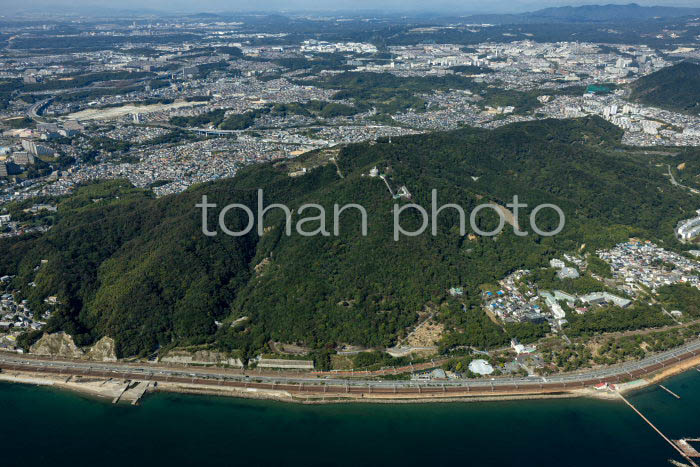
[27,97,53,122]
[187,127,240,136]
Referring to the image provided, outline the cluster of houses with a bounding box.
[484,259,634,332]
[540,289,632,327]
[483,270,545,324]
[597,241,700,292]
[0,290,46,332]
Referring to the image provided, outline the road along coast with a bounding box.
[1,339,700,404]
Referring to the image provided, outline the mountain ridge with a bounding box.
[466,3,700,24]
[1,117,696,359]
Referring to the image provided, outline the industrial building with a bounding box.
[12,152,35,166]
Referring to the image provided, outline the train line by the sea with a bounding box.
[1,339,699,400]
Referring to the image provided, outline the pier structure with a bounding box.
[659,384,681,399]
[675,439,700,459]
[619,393,699,467]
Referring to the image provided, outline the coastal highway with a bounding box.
[1,339,700,396]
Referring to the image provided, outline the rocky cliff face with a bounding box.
[30,332,84,358]
[85,336,117,362]
[30,333,117,361]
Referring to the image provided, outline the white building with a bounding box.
[676,215,700,241]
[468,359,494,375]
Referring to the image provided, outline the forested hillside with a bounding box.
[629,61,700,114]
[0,117,695,358]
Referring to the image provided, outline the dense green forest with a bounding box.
[22,71,155,92]
[1,117,696,358]
[169,100,360,130]
[303,71,477,113]
[301,71,585,115]
[669,147,700,190]
[629,61,700,114]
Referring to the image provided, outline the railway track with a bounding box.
[1,339,699,398]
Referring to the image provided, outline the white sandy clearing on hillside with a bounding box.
[63,100,205,121]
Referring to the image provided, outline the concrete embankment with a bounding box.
[0,371,152,404]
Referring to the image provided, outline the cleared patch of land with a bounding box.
[63,100,205,121]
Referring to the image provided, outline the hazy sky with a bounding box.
[1,0,699,15]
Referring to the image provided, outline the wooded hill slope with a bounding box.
[1,117,695,358]
[629,61,700,114]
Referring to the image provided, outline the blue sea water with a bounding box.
[1,370,698,466]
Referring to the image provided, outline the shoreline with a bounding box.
[2,353,699,405]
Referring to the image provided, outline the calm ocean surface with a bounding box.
[1,370,699,466]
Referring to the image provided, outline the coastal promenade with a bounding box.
[1,339,700,399]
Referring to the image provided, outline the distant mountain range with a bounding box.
[466,3,700,24]
[5,3,700,22]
